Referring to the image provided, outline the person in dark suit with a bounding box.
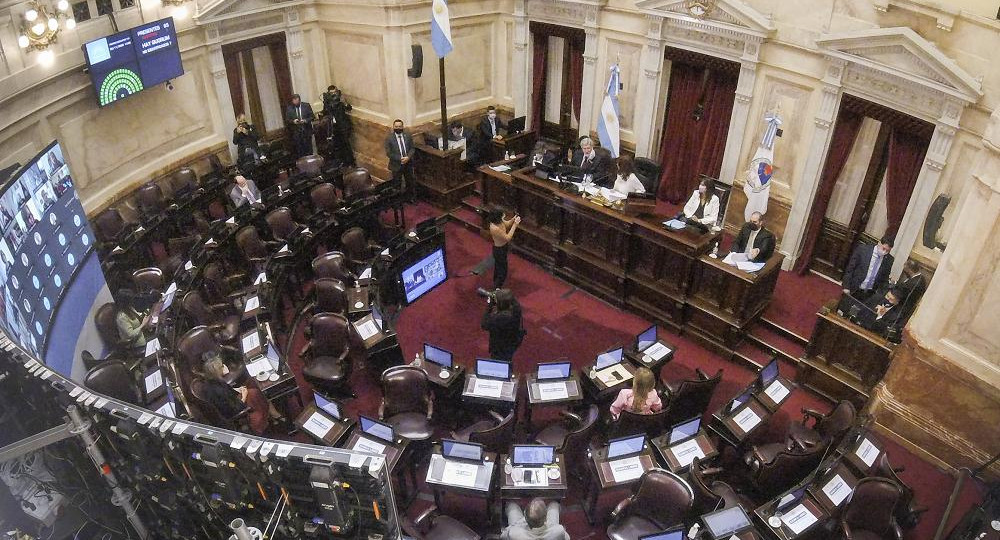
[858,287,904,335]
[842,234,894,301]
[229,175,262,208]
[321,86,355,167]
[894,260,927,320]
[232,114,262,168]
[478,105,506,142]
[733,212,776,263]
[384,119,416,202]
[570,137,611,184]
[284,94,315,158]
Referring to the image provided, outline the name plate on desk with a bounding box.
[241,332,261,355]
[822,474,851,507]
[244,296,260,313]
[668,439,705,468]
[441,461,479,488]
[780,504,818,535]
[537,382,569,400]
[472,378,503,398]
[855,438,880,468]
[732,408,762,434]
[302,412,334,439]
[609,456,644,483]
[144,338,161,358]
[764,380,790,403]
[355,319,380,341]
[352,437,386,455]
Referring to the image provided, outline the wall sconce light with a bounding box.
[17,0,75,54]
[160,0,191,20]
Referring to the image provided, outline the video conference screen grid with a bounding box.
[83,17,184,107]
[0,141,103,367]
[401,247,448,304]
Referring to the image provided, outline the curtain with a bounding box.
[268,41,293,113]
[530,35,548,132]
[224,52,244,119]
[654,63,737,203]
[793,107,865,274]
[251,47,283,132]
[883,127,929,237]
[568,39,584,124]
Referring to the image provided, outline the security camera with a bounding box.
[165,79,174,91]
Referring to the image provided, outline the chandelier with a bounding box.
[160,0,192,20]
[17,0,75,53]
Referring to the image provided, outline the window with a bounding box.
[72,1,91,22]
[96,0,114,16]
[72,0,135,22]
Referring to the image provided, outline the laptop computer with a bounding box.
[441,440,484,463]
[353,302,387,346]
[507,116,526,134]
[607,434,647,460]
[475,358,511,380]
[728,388,754,413]
[775,486,808,513]
[313,392,342,420]
[595,346,624,370]
[512,445,555,467]
[536,361,571,380]
[667,416,702,445]
[638,527,685,540]
[758,358,779,388]
[701,505,753,539]
[358,415,395,444]
[423,343,453,373]
[635,325,672,363]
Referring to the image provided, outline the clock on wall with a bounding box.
[686,0,715,18]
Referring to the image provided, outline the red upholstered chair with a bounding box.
[131,267,164,294]
[181,290,240,343]
[83,361,141,405]
[607,407,671,440]
[874,454,928,530]
[176,325,243,386]
[688,457,753,515]
[379,366,434,442]
[94,303,129,354]
[606,469,694,540]
[340,226,382,273]
[265,207,304,244]
[662,368,722,426]
[188,377,251,432]
[301,313,354,397]
[94,208,127,245]
[236,226,271,268]
[314,278,348,315]
[450,409,515,453]
[312,252,355,282]
[788,400,856,450]
[401,505,480,540]
[202,261,247,307]
[742,439,828,501]
[310,183,342,215]
[342,168,374,200]
[534,404,600,483]
[296,154,325,178]
[838,477,904,540]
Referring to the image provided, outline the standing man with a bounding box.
[481,289,525,363]
[842,234,895,301]
[285,94,314,159]
[322,86,356,167]
[384,119,416,202]
[733,211,776,263]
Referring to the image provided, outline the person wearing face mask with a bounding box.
[611,155,646,195]
[479,105,507,142]
[285,94,315,158]
[229,174,262,209]
[733,211,775,263]
[571,137,611,184]
[384,119,416,202]
[842,234,895,301]
[681,177,720,227]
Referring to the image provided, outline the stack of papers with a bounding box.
[596,364,633,386]
[663,219,687,230]
[537,382,569,400]
[489,164,512,172]
[723,252,766,272]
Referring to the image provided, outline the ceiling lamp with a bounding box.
[17,0,75,54]
[160,0,190,20]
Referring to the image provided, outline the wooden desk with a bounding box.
[624,338,676,373]
[583,445,658,524]
[487,130,537,163]
[581,362,636,403]
[425,449,498,520]
[462,374,519,409]
[757,376,796,413]
[753,493,829,540]
[709,396,772,448]
[525,375,583,429]
[650,430,718,473]
[293,404,353,446]
[341,429,410,484]
[497,452,567,522]
[807,462,859,514]
[414,142,473,210]
[685,252,784,351]
[797,308,895,407]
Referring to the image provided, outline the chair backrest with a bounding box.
[265,207,297,241]
[297,154,325,178]
[310,183,340,212]
[381,366,430,417]
[469,410,516,453]
[875,453,920,529]
[84,361,140,404]
[173,167,199,194]
[131,267,164,293]
[181,290,215,326]
[312,252,352,281]
[754,443,827,498]
[340,227,368,262]
[94,208,126,242]
[236,226,269,259]
[562,404,600,457]
[817,400,857,444]
[633,157,662,193]
[94,303,121,348]
[688,458,724,514]
[343,168,373,199]
[137,182,165,214]
[311,313,351,357]
[627,468,694,528]
[315,278,348,314]
[842,477,903,537]
[666,369,722,426]
[187,377,228,427]
[176,326,221,372]
[167,234,200,257]
[611,407,670,439]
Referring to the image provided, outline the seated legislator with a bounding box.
[612,155,646,196]
[200,352,275,435]
[681,177,720,227]
[448,121,471,143]
[501,498,570,540]
[857,287,904,335]
[229,174,262,208]
[571,137,611,183]
[841,234,894,301]
[115,301,150,348]
[609,366,662,420]
[733,211,775,263]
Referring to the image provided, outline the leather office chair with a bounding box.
[342,168,374,200]
[633,157,662,194]
[94,303,129,353]
[312,252,355,282]
[136,182,166,218]
[131,267,164,294]
[181,290,240,343]
[663,368,722,426]
[788,400,857,450]
[188,377,251,432]
[401,505,480,540]
[83,361,141,405]
[203,262,247,307]
[297,154,325,178]
[688,457,753,514]
[167,234,201,258]
[310,183,342,215]
[265,207,302,244]
[608,407,671,440]
[874,454,927,530]
[451,409,515,453]
[743,439,828,501]
[94,207,127,245]
[302,313,354,397]
[172,167,200,195]
[340,227,380,272]
[606,468,694,540]
[534,404,600,482]
[176,325,243,386]
[236,226,271,268]
[838,477,904,540]
[314,278,348,314]
[117,197,142,225]
[379,366,434,442]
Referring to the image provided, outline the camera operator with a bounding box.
[480,288,525,362]
[232,114,263,168]
[321,85,356,167]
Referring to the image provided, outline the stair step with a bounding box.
[448,206,482,234]
[748,323,806,361]
[759,317,809,347]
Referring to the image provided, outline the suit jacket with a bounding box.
[733,223,776,263]
[478,116,507,140]
[842,243,894,293]
[571,149,611,180]
[384,131,416,173]
[284,103,314,132]
[229,180,262,208]
[859,295,902,334]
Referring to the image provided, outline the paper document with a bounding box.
[278,244,290,253]
[780,504,818,534]
[596,364,632,386]
[472,378,503,398]
[733,407,762,434]
[254,272,268,285]
[276,444,294,458]
[644,342,671,361]
[171,422,188,435]
[736,261,766,272]
[226,217,236,225]
[259,442,275,457]
[359,267,373,279]
[144,370,164,394]
[441,461,479,487]
[669,439,706,468]
[822,474,851,506]
[245,356,271,377]
[302,228,311,235]
[537,382,569,400]
[230,436,249,450]
[244,296,260,313]
[380,248,389,256]
[600,187,627,202]
[165,282,178,294]
[241,332,261,354]
[355,320,380,341]
[353,437,386,455]
[204,238,215,246]
[156,401,176,418]
[662,219,687,230]
[302,413,335,439]
[855,438,880,468]
[184,260,194,271]
[145,338,161,357]
[609,456,645,483]
[764,380,790,403]
[723,252,749,265]
[489,165,512,172]
[112,245,124,254]
[513,468,549,487]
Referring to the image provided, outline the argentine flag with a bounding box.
[430,0,453,58]
[597,64,621,158]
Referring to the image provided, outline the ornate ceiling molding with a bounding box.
[634,0,774,63]
[193,0,303,25]
[525,0,606,28]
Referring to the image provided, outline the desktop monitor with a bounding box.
[759,358,779,387]
[512,445,555,466]
[313,392,341,419]
[441,440,483,462]
[607,434,646,459]
[536,361,571,380]
[400,247,448,304]
[595,347,624,370]
[667,417,702,445]
[475,358,511,380]
[359,416,395,443]
[507,116,526,134]
[636,325,657,352]
[423,343,453,368]
[701,506,753,539]
[82,18,184,107]
[638,527,684,540]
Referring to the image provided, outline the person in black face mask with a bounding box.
[733,211,775,263]
[384,119,416,202]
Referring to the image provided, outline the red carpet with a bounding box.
[271,202,979,539]
[764,269,842,340]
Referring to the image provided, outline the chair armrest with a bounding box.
[209,302,231,312]
[893,465,906,473]
[559,409,583,425]
[487,409,506,423]
[378,400,385,420]
[426,393,434,420]
[891,523,903,540]
[609,496,633,521]
[701,467,724,476]
[696,368,710,380]
[840,520,853,539]
[411,505,440,529]
[801,408,824,425]
[299,342,312,357]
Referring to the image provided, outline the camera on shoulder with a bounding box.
[476,287,496,304]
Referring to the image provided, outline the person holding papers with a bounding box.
[481,289,525,362]
[858,287,904,335]
[612,155,646,196]
[200,352,276,435]
[733,211,775,263]
[115,301,150,348]
[681,177,720,227]
[501,498,570,540]
[609,367,662,420]
[229,174,263,209]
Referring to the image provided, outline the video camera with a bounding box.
[476,287,497,304]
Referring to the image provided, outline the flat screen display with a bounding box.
[638,529,684,540]
[423,343,453,368]
[668,417,701,444]
[359,416,394,443]
[441,440,483,462]
[0,141,107,377]
[401,247,448,304]
[314,392,341,419]
[512,445,554,466]
[607,434,645,459]
[595,347,623,369]
[537,362,571,380]
[759,358,779,387]
[729,389,753,413]
[475,358,510,380]
[702,506,752,538]
[82,18,184,107]
[637,325,656,351]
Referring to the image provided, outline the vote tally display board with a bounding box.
[83,17,184,107]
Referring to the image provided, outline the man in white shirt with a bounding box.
[501,499,570,540]
[229,175,262,208]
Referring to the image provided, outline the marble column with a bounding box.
[205,24,238,161]
[633,15,665,158]
[717,54,757,186]
[868,107,1000,477]
[577,20,599,137]
[285,9,311,100]
[512,0,530,120]
[779,60,845,270]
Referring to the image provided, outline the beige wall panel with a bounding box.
[412,24,493,119]
[601,38,641,136]
[326,32,388,116]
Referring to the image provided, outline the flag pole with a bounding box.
[439,57,448,148]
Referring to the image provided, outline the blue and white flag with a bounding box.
[430,0,453,58]
[743,111,782,221]
[597,64,621,158]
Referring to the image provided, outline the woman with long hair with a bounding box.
[200,352,277,435]
[486,206,520,290]
[681,176,720,226]
[612,155,646,195]
[609,366,662,420]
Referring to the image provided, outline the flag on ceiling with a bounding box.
[597,64,621,158]
[430,0,453,58]
[743,111,782,221]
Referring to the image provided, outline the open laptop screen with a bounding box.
[537,361,571,380]
[313,392,341,419]
[637,325,657,352]
[423,343,453,368]
[475,358,511,379]
[512,445,555,466]
[359,416,394,443]
[607,434,646,459]
[372,302,384,331]
[638,527,684,540]
[702,506,752,538]
[441,440,483,462]
[595,347,624,370]
[668,417,702,445]
[759,358,779,387]
[729,388,753,413]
